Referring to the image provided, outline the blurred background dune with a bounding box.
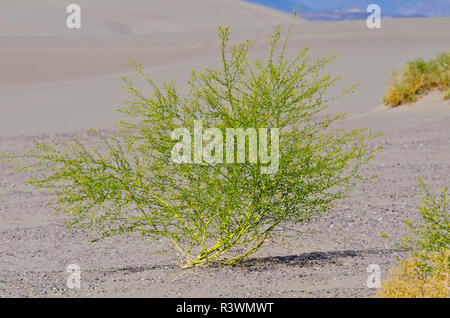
[0,0,449,133]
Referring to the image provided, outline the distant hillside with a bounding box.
[242,0,450,21]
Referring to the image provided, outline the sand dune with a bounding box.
[0,0,299,88]
[0,1,449,298]
[0,0,449,134]
[0,0,298,37]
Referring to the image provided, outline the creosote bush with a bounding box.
[1,26,380,268]
[383,52,450,107]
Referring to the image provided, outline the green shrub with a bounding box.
[396,181,449,258]
[381,181,449,297]
[1,26,380,268]
[383,52,450,107]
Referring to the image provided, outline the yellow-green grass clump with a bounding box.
[378,251,449,298]
[384,52,450,107]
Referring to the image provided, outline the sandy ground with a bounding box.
[0,0,449,298]
[1,93,449,298]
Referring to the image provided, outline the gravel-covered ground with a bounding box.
[0,94,449,298]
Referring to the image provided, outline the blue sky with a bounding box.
[243,0,450,19]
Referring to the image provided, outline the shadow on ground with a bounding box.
[236,248,398,268]
[100,248,398,274]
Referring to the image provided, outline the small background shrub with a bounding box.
[380,181,449,297]
[396,181,449,258]
[383,52,450,107]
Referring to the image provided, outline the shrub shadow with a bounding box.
[101,248,398,273]
[235,248,397,269]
